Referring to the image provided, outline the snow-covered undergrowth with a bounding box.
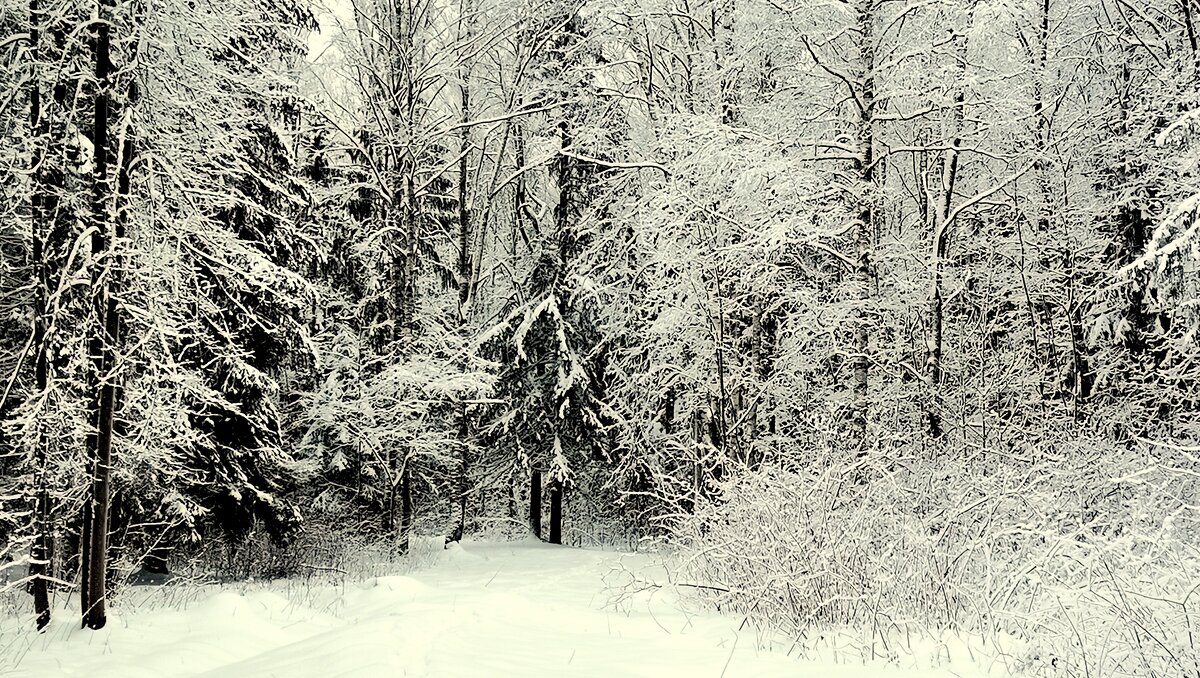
[2,538,1003,677]
[666,442,1200,678]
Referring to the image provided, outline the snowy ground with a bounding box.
[2,539,1009,677]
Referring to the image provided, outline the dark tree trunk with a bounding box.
[848,0,877,459]
[384,453,396,533]
[529,469,541,539]
[27,1,53,633]
[927,25,968,439]
[28,0,51,632]
[384,202,404,539]
[1184,0,1199,77]
[714,0,739,125]
[455,11,472,536]
[83,0,121,630]
[456,76,471,312]
[660,386,675,433]
[507,469,517,521]
[388,3,419,547]
[1064,248,1093,417]
[456,410,468,537]
[512,111,530,255]
[548,480,562,545]
[398,462,412,553]
[80,499,91,622]
[30,489,51,633]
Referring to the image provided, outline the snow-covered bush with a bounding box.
[666,437,1200,676]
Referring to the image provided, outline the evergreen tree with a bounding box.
[483,3,617,543]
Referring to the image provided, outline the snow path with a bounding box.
[4,540,999,677]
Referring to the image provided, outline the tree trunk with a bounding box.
[455,4,472,537]
[1065,248,1093,416]
[398,0,418,350]
[456,410,468,537]
[850,0,877,458]
[388,1,419,550]
[456,36,471,313]
[548,479,562,545]
[714,0,739,125]
[529,469,541,539]
[27,0,52,633]
[512,109,529,257]
[402,173,417,344]
[1184,0,1199,78]
[927,3,972,439]
[385,224,403,536]
[507,469,517,521]
[83,0,122,630]
[384,451,396,533]
[399,462,412,553]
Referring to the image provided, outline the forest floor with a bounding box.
[2,539,1007,677]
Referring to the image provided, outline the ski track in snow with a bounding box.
[3,540,1001,677]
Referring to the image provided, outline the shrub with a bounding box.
[664,438,1200,677]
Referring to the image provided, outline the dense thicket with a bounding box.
[1,0,1199,672]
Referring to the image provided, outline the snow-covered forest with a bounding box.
[2,0,1200,674]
